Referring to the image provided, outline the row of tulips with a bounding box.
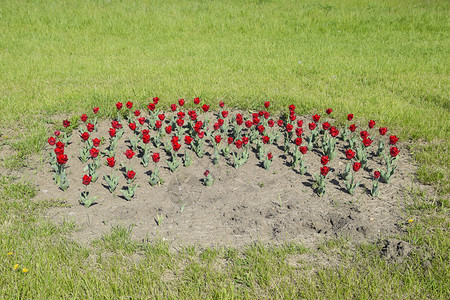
[47,98,400,207]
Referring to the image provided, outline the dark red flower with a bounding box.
[165,126,172,134]
[295,137,302,146]
[54,147,64,156]
[242,136,249,145]
[124,149,135,159]
[93,107,99,114]
[142,134,151,144]
[155,120,162,129]
[345,149,355,160]
[126,101,133,109]
[153,97,159,104]
[56,141,65,149]
[322,122,331,130]
[116,102,123,110]
[170,104,177,111]
[171,136,179,144]
[219,101,225,108]
[360,131,369,139]
[326,108,333,114]
[321,156,329,165]
[309,123,317,130]
[389,135,399,145]
[245,120,253,128]
[262,136,270,144]
[198,131,205,139]
[218,119,224,126]
[92,138,101,147]
[86,123,95,132]
[90,148,99,158]
[81,114,88,122]
[369,120,376,129]
[288,104,296,112]
[138,117,146,125]
[134,110,141,117]
[268,119,274,127]
[277,119,284,127]
[349,124,357,132]
[295,127,303,137]
[312,114,321,123]
[390,146,400,157]
[286,124,294,132]
[362,138,373,147]
[126,170,136,180]
[235,140,243,149]
[63,119,70,128]
[82,175,92,185]
[177,111,185,119]
[48,137,56,145]
[148,103,156,111]
[142,129,150,135]
[109,128,116,137]
[379,127,388,136]
[54,130,60,137]
[189,110,198,121]
[204,170,210,177]
[213,123,220,131]
[320,166,329,177]
[289,114,296,121]
[202,104,210,112]
[227,137,234,144]
[299,146,308,154]
[263,111,270,119]
[176,119,184,127]
[172,142,181,152]
[152,153,160,162]
[264,101,270,108]
[215,135,222,144]
[329,126,339,137]
[347,114,354,121]
[57,154,68,165]
[257,125,265,134]
[253,117,260,125]
[111,120,122,129]
[178,98,185,106]
[194,97,201,105]
[221,111,228,118]
[268,152,273,160]
[297,120,303,127]
[184,135,193,144]
[353,162,361,172]
[374,171,381,179]
[236,114,243,125]
[107,157,116,168]
[128,123,136,131]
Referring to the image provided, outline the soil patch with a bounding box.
[23,111,422,249]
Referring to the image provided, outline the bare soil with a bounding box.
[8,112,423,250]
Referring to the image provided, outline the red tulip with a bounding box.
[107,157,116,167]
[349,124,357,132]
[116,102,123,110]
[142,134,151,144]
[326,108,333,114]
[347,114,354,121]
[194,97,201,105]
[362,138,373,147]
[390,146,400,157]
[353,162,361,172]
[153,97,159,104]
[109,128,116,137]
[204,170,210,177]
[54,147,64,156]
[268,119,274,127]
[54,130,61,137]
[93,107,99,114]
[219,101,225,108]
[321,156,329,165]
[165,126,172,134]
[56,141,65,149]
[155,120,162,129]
[184,135,193,145]
[320,166,329,177]
[295,137,302,146]
[227,137,234,144]
[268,152,273,160]
[92,138,101,147]
[262,136,270,144]
[277,119,284,127]
[63,119,70,128]
[215,135,222,144]
[288,104,296,112]
[299,146,308,154]
[264,101,270,108]
[152,153,160,162]
[374,171,381,179]
[322,122,331,130]
[81,114,88,122]
[48,137,56,145]
[389,135,399,145]
[82,175,92,185]
[360,131,369,139]
[235,140,243,149]
[242,136,249,145]
[309,123,317,130]
[128,123,136,131]
[176,119,184,127]
[134,110,141,117]
[178,98,185,106]
[126,101,133,109]
[202,104,210,112]
[297,120,303,127]
[87,123,95,132]
[177,111,185,119]
[345,149,355,160]
[221,111,228,118]
[368,120,376,129]
[126,170,136,180]
[90,148,99,158]
[379,127,388,136]
[329,127,339,137]
[57,154,68,165]
[138,117,146,125]
[170,104,177,111]
[312,114,321,123]
[286,124,293,132]
[148,103,156,111]
[124,149,135,159]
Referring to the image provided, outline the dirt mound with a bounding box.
[32,112,420,249]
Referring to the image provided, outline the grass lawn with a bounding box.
[0,0,448,298]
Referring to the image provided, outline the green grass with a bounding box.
[0,0,448,297]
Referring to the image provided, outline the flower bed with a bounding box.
[48,98,401,207]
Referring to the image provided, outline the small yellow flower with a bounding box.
[22,268,29,273]
[7,252,13,256]
[13,264,19,270]
[408,219,413,223]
